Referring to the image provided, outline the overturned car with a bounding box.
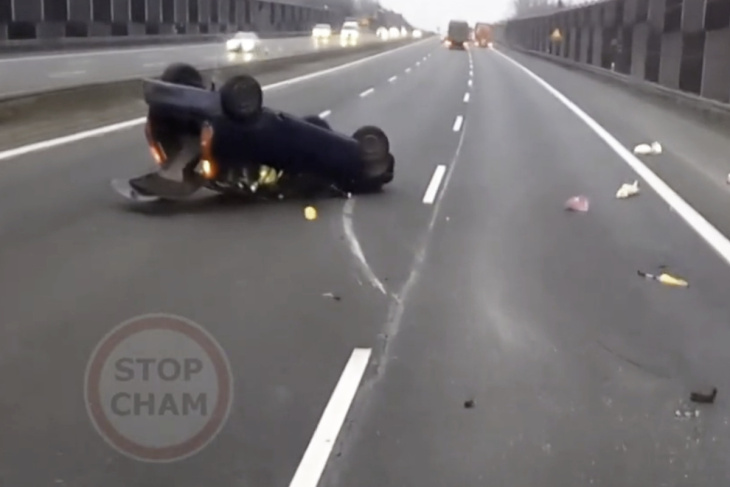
[112,63,395,202]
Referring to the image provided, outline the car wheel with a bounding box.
[303,115,331,130]
[160,63,205,88]
[220,75,264,122]
[353,125,391,178]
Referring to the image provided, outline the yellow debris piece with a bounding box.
[304,206,317,220]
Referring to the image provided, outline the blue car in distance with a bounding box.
[112,63,395,202]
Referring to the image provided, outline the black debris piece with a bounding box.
[463,399,475,409]
[690,388,717,404]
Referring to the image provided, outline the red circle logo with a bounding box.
[84,314,233,462]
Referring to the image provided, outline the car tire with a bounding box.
[350,126,393,192]
[220,75,264,122]
[353,125,390,175]
[160,63,205,88]
[303,115,331,130]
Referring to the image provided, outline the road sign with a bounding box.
[84,314,233,462]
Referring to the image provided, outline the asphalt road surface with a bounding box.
[0,33,382,99]
[3,37,730,486]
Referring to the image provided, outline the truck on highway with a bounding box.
[445,20,470,50]
[474,23,493,48]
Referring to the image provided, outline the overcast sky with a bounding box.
[377,0,580,31]
[378,0,514,30]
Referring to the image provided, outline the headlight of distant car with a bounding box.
[312,28,330,38]
[376,27,388,39]
[388,27,399,38]
[226,39,240,51]
[413,29,422,38]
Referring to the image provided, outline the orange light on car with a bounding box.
[144,122,166,164]
[200,123,217,179]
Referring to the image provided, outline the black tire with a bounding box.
[220,75,264,121]
[160,63,205,88]
[303,115,331,130]
[351,126,393,191]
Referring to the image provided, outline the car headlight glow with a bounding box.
[241,40,256,52]
[226,39,238,50]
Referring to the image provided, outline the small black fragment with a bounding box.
[463,399,475,409]
[690,388,717,404]
[333,295,341,301]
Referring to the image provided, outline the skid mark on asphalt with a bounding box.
[342,199,387,294]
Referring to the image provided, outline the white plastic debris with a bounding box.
[633,142,662,155]
[616,180,639,199]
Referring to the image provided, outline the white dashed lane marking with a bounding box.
[423,165,448,204]
[359,88,374,98]
[319,110,331,118]
[452,115,463,132]
[463,92,470,102]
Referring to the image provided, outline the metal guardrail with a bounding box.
[0,31,312,56]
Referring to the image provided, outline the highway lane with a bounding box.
[502,48,730,253]
[0,33,385,100]
[0,38,441,487]
[4,36,730,487]
[320,47,730,485]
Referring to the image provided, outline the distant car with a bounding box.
[225,31,260,53]
[111,64,395,203]
[412,29,423,38]
[340,20,360,41]
[388,26,400,38]
[312,23,332,39]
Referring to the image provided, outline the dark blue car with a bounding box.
[112,63,395,202]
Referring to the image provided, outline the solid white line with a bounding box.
[388,75,397,82]
[318,109,331,118]
[289,348,372,487]
[0,39,431,163]
[359,87,374,97]
[463,92,470,102]
[452,115,463,132]
[423,164,447,204]
[342,199,387,293]
[495,50,730,267]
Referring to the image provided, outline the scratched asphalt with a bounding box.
[3,37,730,486]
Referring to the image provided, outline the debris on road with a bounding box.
[616,180,640,199]
[633,142,662,155]
[304,206,317,220]
[322,292,341,301]
[690,387,717,404]
[564,195,589,212]
[464,399,475,409]
[637,270,689,287]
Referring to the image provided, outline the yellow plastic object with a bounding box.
[304,206,317,220]
[657,273,688,287]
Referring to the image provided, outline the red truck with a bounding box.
[474,23,492,48]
